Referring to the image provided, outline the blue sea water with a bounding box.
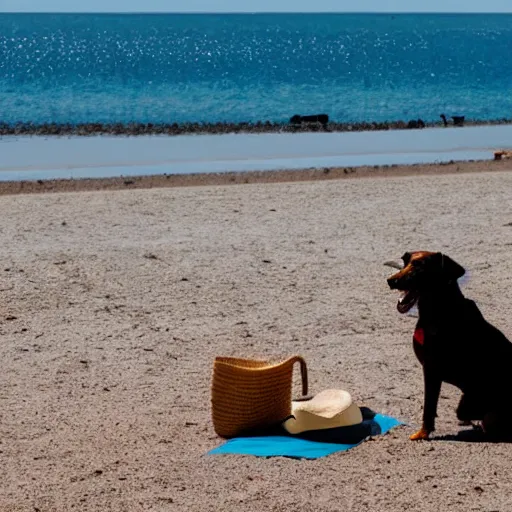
[0,13,511,125]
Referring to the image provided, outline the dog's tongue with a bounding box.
[397,291,418,314]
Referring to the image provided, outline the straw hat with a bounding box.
[283,389,363,434]
[211,355,308,438]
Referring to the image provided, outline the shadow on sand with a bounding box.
[435,427,512,444]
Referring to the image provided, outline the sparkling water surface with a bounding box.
[0,13,511,124]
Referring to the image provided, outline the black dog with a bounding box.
[387,251,512,440]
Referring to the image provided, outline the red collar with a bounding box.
[413,327,425,345]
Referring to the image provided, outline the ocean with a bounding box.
[0,13,511,126]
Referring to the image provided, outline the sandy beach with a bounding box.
[2,163,512,511]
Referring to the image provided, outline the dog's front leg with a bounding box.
[411,367,441,440]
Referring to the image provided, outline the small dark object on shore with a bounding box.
[290,114,329,129]
[494,150,512,161]
[407,119,426,129]
[452,115,465,126]
[440,114,465,127]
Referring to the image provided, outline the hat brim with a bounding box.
[283,400,363,434]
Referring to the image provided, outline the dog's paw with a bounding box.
[410,428,431,441]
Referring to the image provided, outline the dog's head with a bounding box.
[387,251,466,314]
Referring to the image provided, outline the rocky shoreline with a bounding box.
[1,118,511,136]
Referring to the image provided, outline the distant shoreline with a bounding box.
[3,12,512,15]
[1,118,512,137]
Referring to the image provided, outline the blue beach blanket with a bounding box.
[208,412,402,460]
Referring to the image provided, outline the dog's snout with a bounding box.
[387,276,398,289]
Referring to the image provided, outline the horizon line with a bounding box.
[1,10,512,14]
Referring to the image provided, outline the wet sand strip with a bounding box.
[0,158,510,196]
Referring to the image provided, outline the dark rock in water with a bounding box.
[452,115,465,126]
[289,114,329,128]
[407,119,425,129]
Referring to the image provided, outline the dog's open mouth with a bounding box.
[397,290,419,314]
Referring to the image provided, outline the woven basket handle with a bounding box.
[289,355,308,396]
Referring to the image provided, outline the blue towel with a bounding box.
[208,413,402,459]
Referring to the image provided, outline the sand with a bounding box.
[1,163,512,511]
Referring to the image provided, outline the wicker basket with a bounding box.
[211,355,308,438]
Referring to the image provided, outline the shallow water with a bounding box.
[1,125,510,181]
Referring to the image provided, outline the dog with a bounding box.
[289,114,329,129]
[387,251,512,440]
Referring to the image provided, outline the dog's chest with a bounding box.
[412,324,464,363]
[413,326,426,364]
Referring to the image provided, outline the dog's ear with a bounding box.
[437,253,465,281]
[401,252,412,266]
